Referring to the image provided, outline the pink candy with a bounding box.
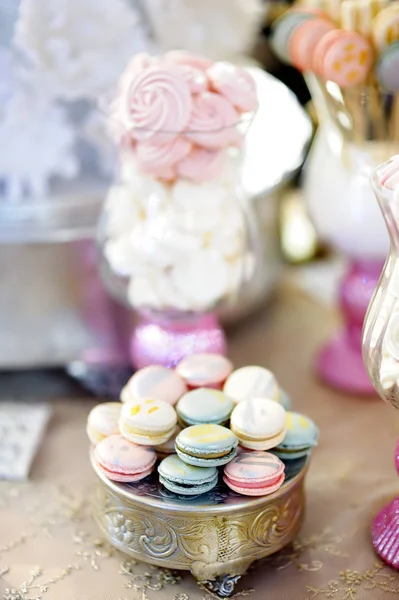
[136,137,192,177]
[111,51,258,182]
[208,62,258,113]
[125,66,193,143]
[380,156,399,190]
[177,146,226,183]
[186,92,239,148]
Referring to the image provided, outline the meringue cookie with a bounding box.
[177,146,226,183]
[172,178,228,212]
[127,214,203,271]
[136,137,192,174]
[174,64,208,94]
[128,274,163,309]
[185,92,239,148]
[104,185,141,238]
[207,62,258,113]
[121,65,193,142]
[104,234,146,277]
[380,353,399,390]
[171,248,229,309]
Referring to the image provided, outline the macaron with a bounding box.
[272,411,319,460]
[86,402,121,446]
[176,353,233,390]
[288,17,335,72]
[154,425,182,459]
[377,42,399,91]
[158,454,218,495]
[223,365,281,403]
[119,398,177,446]
[271,9,320,64]
[223,451,285,496]
[176,388,234,426]
[120,365,187,406]
[230,398,287,451]
[175,424,238,467]
[313,29,373,87]
[372,4,399,51]
[94,434,157,482]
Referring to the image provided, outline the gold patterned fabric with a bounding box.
[1,285,399,599]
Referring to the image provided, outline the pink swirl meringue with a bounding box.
[136,137,192,175]
[207,62,258,113]
[380,155,399,190]
[164,50,213,72]
[123,65,193,142]
[174,64,208,94]
[177,146,226,183]
[185,92,239,148]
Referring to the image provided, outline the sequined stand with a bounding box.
[316,259,383,395]
[371,440,399,567]
[130,312,227,369]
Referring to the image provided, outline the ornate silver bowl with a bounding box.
[91,453,309,597]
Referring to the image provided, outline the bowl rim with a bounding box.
[90,448,309,514]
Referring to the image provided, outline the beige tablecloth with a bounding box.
[1,284,399,600]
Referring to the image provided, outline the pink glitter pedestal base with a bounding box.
[372,442,399,568]
[316,259,383,395]
[372,497,399,568]
[130,313,227,369]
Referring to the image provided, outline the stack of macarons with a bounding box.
[88,353,319,498]
[271,1,399,91]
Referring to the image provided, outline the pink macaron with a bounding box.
[94,434,157,483]
[176,353,233,390]
[223,451,285,496]
[289,17,335,72]
[121,365,187,406]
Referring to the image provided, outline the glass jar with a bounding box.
[362,157,399,569]
[363,158,399,406]
[98,125,258,368]
[303,76,398,394]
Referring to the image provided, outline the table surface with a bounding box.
[1,281,399,600]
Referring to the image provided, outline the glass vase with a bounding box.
[303,76,399,394]
[98,136,258,369]
[363,158,399,568]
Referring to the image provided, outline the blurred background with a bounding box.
[0,0,378,398]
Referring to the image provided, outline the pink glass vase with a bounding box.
[363,157,399,568]
[304,77,393,393]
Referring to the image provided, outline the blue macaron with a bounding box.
[175,424,238,467]
[377,43,399,92]
[176,388,234,427]
[272,411,319,460]
[271,10,317,63]
[158,454,218,496]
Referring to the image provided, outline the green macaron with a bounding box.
[176,388,234,427]
[272,411,319,460]
[158,454,218,496]
[175,424,238,467]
